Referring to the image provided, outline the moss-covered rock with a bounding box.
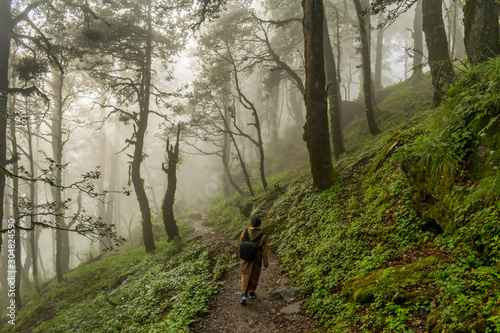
[344,256,441,305]
[401,154,455,234]
[393,288,438,305]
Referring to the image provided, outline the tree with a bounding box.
[0,1,11,256]
[463,0,500,65]
[130,0,155,253]
[412,0,424,82]
[302,0,337,190]
[353,0,380,135]
[323,13,344,159]
[81,0,192,252]
[374,14,385,89]
[8,79,22,308]
[371,0,455,105]
[48,61,72,281]
[422,0,456,105]
[161,124,180,241]
[353,0,381,136]
[188,67,250,196]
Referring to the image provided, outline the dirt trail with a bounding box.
[184,217,318,333]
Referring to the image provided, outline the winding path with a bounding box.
[184,216,318,332]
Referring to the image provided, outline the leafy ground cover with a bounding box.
[204,56,500,332]
[3,56,500,333]
[0,224,222,333]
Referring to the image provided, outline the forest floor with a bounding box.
[184,217,319,333]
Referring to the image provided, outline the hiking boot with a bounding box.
[240,293,247,304]
[249,292,257,299]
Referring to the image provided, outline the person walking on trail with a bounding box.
[238,216,269,305]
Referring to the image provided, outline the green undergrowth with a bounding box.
[0,230,226,333]
[206,56,500,332]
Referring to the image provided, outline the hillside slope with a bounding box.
[3,57,500,333]
[205,56,500,332]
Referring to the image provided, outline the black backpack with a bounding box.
[239,229,264,261]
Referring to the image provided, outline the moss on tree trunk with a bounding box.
[422,0,456,106]
[302,0,337,190]
[464,0,500,65]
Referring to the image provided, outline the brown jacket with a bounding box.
[238,227,268,294]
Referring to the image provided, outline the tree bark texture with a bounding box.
[302,0,337,190]
[353,0,380,136]
[132,0,155,253]
[323,13,344,159]
[422,0,456,106]
[0,0,12,256]
[464,0,500,65]
[412,0,424,82]
[162,125,180,241]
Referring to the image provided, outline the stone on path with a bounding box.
[268,286,301,302]
[280,301,303,314]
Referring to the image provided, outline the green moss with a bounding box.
[344,256,441,305]
[366,131,401,177]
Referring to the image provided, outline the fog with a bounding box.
[0,0,464,309]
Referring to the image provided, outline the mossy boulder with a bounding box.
[344,256,441,305]
[401,154,455,234]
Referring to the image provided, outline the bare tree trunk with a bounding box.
[0,0,11,256]
[49,65,69,282]
[353,0,380,135]
[132,0,155,253]
[1,178,11,308]
[104,120,119,241]
[412,0,424,83]
[26,115,40,293]
[374,14,384,89]
[266,71,280,150]
[98,117,107,253]
[222,83,232,196]
[219,103,245,196]
[422,0,456,106]
[464,0,500,65]
[323,13,344,159]
[8,83,22,308]
[302,0,337,190]
[228,49,268,191]
[223,107,253,196]
[162,125,180,241]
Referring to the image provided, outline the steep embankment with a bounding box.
[204,57,500,332]
[0,221,221,333]
[0,215,318,333]
[3,57,499,333]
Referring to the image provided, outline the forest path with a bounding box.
[183,216,318,333]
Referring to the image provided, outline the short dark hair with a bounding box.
[251,216,261,227]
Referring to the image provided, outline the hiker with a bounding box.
[238,216,268,304]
